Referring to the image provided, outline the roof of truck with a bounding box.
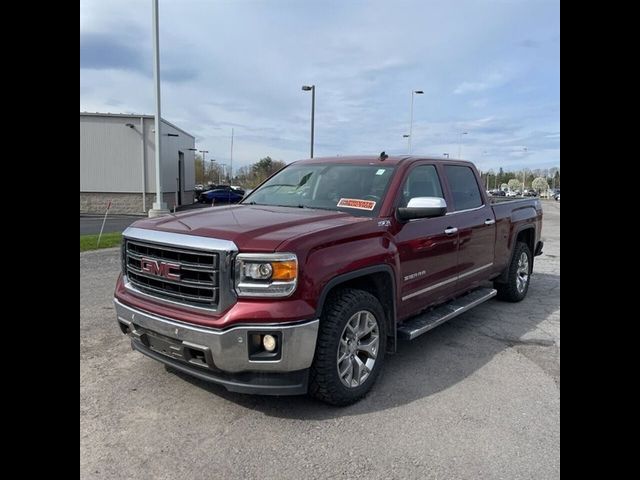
[293,155,473,166]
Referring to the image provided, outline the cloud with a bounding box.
[80,33,146,73]
[80,0,560,172]
[518,39,540,48]
[454,70,514,95]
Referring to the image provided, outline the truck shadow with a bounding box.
[170,272,559,418]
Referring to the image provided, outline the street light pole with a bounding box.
[200,150,209,184]
[187,148,201,183]
[230,128,234,183]
[302,85,315,158]
[149,0,168,217]
[458,131,468,159]
[408,90,423,154]
[522,147,528,190]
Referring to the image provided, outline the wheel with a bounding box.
[494,242,532,302]
[309,288,386,406]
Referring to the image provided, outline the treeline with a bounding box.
[481,166,560,191]
[233,157,287,189]
[194,155,286,188]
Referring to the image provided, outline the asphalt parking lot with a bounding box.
[80,202,559,479]
[80,215,142,235]
[80,204,209,235]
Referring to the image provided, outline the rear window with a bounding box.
[445,165,483,211]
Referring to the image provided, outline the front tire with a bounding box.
[494,242,532,302]
[309,288,386,406]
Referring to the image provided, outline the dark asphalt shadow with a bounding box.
[166,272,559,418]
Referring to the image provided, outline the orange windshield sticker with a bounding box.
[337,198,376,211]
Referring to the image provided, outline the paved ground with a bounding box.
[80,215,143,235]
[80,204,214,235]
[80,202,559,480]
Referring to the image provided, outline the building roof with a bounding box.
[80,111,195,140]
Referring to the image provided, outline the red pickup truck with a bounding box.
[114,155,543,405]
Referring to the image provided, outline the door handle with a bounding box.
[484,219,496,225]
[444,227,458,235]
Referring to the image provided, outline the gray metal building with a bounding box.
[80,112,196,214]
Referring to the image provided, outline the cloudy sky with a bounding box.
[80,0,559,174]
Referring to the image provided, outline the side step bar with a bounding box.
[397,287,497,340]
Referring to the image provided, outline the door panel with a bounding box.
[450,205,495,288]
[396,216,459,319]
[442,165,496,290]
[393,163,459,319]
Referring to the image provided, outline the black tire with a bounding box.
[309,288,387,406]
[494,242,532,302]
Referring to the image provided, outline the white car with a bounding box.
[506,190,518,197]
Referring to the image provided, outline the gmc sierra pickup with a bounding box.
[114,155,543,405]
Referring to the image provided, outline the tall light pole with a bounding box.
[229,128,234,183]
[200,150,209,184]
[522,147,528,190]
[217,162,229,184]
[458,131,468,159]
[302,85,315,158]
[187,148,200,183]
[407,90,424,154]
[210,159,217,184]
[149,0,169,217]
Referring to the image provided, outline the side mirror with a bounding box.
[397,197,447,221]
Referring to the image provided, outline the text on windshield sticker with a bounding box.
[337,198,376,211]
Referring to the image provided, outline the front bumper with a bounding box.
[113,298,319,395]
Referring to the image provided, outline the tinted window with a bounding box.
[399,165,443,208]
[242,163,396,217]
[445,165,483,211]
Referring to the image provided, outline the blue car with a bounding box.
[198,185,245,204]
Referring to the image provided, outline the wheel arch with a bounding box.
[496,225,536,283]
[316,265,397,353]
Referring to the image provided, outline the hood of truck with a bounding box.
[129,204,371,251]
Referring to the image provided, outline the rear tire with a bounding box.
[494,242,532,302]
[309,288,386,406]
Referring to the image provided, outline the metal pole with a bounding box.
[310,86,315,158]
[149,0,167,216]
[140,116,146,213]
[230,128,234,182]
[409,91,414,154]
[522,147,527,191]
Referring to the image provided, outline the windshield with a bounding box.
[242,163,396,217]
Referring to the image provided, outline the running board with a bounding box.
[397,287,497,340]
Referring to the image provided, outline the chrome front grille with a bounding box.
[124,239,220,309]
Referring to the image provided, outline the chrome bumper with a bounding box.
[113,298,319,374]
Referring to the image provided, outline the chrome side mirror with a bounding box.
[397,197,447,221]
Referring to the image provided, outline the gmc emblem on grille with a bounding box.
[140,258,181,280]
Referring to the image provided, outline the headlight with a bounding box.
[234,253,298,297]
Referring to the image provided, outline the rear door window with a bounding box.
[444,165,483,211]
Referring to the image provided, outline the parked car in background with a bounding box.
[490,189,506,197]
[523,190,538,197]
[198,185,245,204]
[506,190,518,197]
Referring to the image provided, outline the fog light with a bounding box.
[263,334,277,352]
